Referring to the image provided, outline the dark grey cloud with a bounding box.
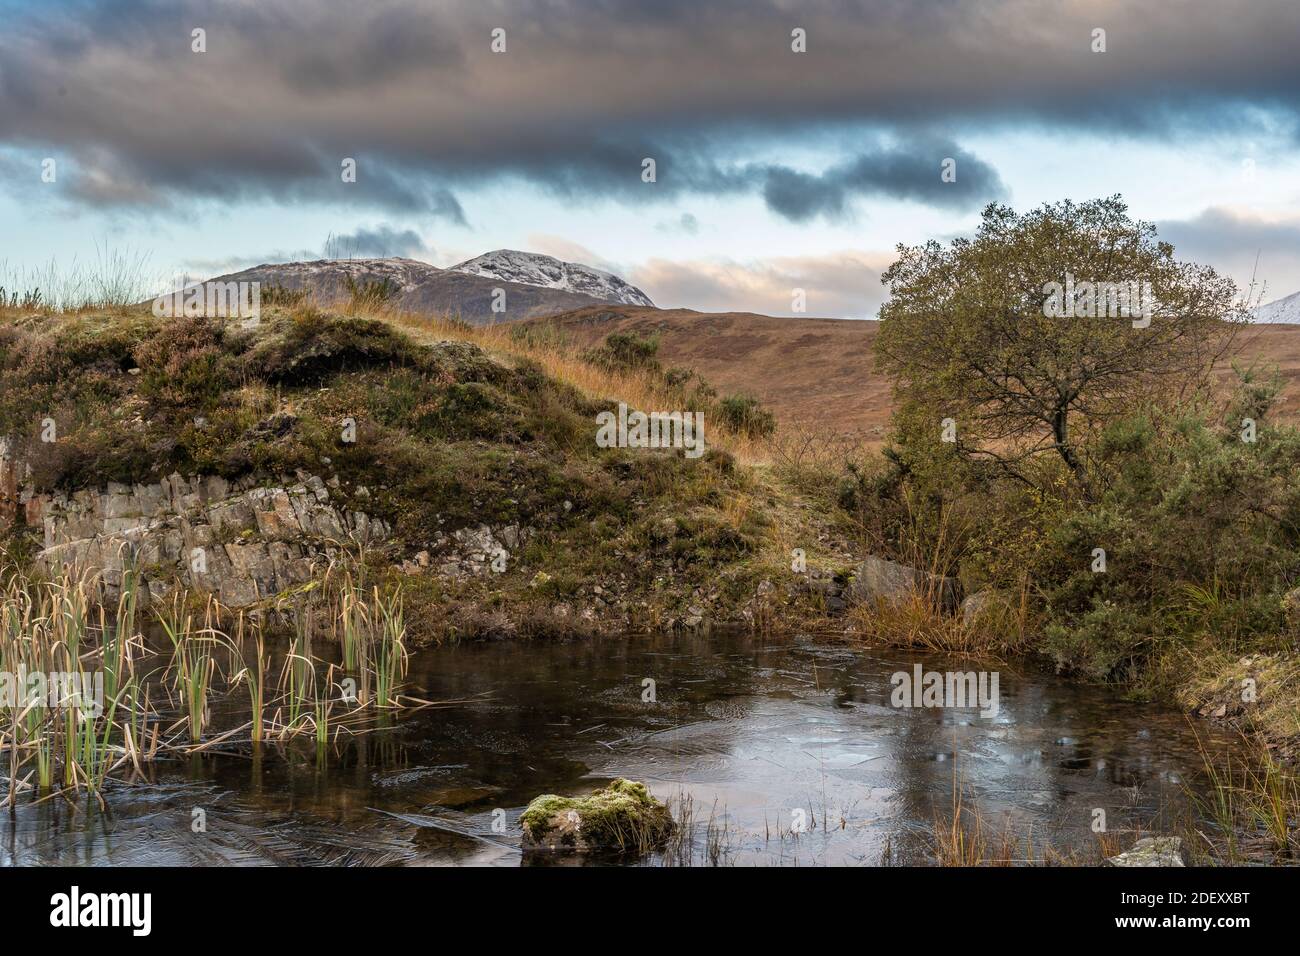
[758,142,1004,221]
[474,136,1004,222]
[52,149,468,223]
[1,0,1297,219]
[178,224,434,275]
[656,212,700,235]
[324,225,429,259]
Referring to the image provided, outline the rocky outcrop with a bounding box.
[403,523,526,579]
[2,432,548,611]
[847,556,962,615]
[9,465,389,608]
[1106,836,1186,867]
[0,437,19,529]
[795,568,849,615]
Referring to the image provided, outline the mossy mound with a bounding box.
[0,306,839,642]
[520,778,673,853]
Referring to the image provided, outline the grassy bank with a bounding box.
[0,299,851,644]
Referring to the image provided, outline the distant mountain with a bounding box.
[204,256,633,325]
[1254,290,1300,324]
[449,250,654,307]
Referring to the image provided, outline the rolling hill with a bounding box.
[529,305,1300,439]
[205,256,1300,439]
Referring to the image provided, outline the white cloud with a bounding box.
[631,251,894,319]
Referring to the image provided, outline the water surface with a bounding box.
[1,631,1234,866]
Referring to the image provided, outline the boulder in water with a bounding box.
[520,779,673,854]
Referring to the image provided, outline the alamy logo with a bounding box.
[50,886,152,936]
[0,668,104,717]
[1041,273,1154,328]
[596,402,705,459]
[890,663,1000,718]
[153,280,261,323]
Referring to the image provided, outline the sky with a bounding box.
[1,0,1299,318]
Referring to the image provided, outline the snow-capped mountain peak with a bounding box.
[1254,290,1300,324]
[227,257,439,294]
[449,249,654,307]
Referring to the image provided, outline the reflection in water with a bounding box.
[0,631,1236,866]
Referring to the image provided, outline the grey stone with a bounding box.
[961,590,995,626]
[847,556,962,615]
[1106,837,1186,867]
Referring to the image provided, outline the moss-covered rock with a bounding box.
[520,778,673,854]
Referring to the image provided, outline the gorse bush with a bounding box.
[579,331,777,441]
[717,393,776,439]
[845,372,1300,682]
[582,331,661,373]
[1030,398,1300,680]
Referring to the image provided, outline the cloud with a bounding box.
[757,142,1006,221]
[654,212,702,234]
[1159,207,1300,301]
[522,235,622,274]
[483,137,1006,222]
[631,251,895,319]
[325,224,431,258]
[6,1,1293,221]
[177,224,434,276]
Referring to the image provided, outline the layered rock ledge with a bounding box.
[2,443,388,607]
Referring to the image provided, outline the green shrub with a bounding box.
[716,393,776,438]
[247,313,421,385]
[843,374,1300,683]
[132,316,238,407]
[582,331,661,373]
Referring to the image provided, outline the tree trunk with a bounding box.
[1052,405,1082,475]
